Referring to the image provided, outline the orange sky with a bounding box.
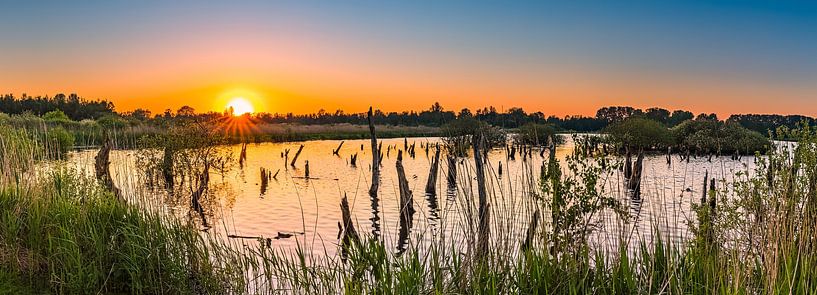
[2,2,815,118]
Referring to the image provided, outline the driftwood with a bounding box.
[290,145,304,167]
[94,139,124,202]
[498,161,503,176]
[472,132,490,258]
[425,145,441,196]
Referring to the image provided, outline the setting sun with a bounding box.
[226,97,254,115]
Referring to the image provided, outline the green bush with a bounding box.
[46,126,75,156]
[96,114,128,129]
[603,117,672,150]
[516,123,564,146]
[43,109,72,124]
[441,117,506,156]
[672,119,769,154]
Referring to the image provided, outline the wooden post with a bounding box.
[367,107,381,239]
[290,145,304,167]
[701,170,708,205]
[162,146,174,189]
[304,160,310,179]
[425,145,441,196]
[472,132,490,258]
[447,155,457,186]
[521,209,540,251]
[333,141,345,156]
[339,193,360,251]
[396,150,415,227]
[95,139,124,202]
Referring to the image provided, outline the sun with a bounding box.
[225,97,254,116]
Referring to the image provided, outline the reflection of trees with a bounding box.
[136,120,234,227]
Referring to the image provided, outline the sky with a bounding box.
[1,1,816,117]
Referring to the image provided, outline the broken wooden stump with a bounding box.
[472,132,490,258]
[333,141,345,156]
[95,139,124,202]
[304,160,310,179]
[367,107,382,240]
[290,145,304,167]
[425,145,441,196]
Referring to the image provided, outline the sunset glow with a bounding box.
[226,98,254,116]
[1,2,815,117]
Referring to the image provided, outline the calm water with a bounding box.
[62,136,757,256]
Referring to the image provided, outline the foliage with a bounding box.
[440,116,506,156]
[42,109,72,123]
[96,114,129,129]
[45,126,75,156]
[604,117,673,150]
[516,123,564,146]
[0,93,115,120]
[672,119,769,154]
[540,140,624,254]
[0,170,240,294]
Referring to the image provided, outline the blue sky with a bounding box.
[1,1,815,115]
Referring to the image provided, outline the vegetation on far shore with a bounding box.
[2,93,815,144]
[3,103,817,293]
[604,116,771,155]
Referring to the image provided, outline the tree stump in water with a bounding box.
[290,145,304,167]
[425,145,441,196]
[95,139,124,202]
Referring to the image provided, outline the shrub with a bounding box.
[603,117,672,150]
[96,114,128,129]
[516,123,564,146]
[46,127,75,156]
[672,119,769,154]
[441,117,506,156]
[42,109,72,124]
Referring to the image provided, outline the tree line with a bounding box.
[0,93,813,134]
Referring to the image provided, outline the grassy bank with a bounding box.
[2,120,817,293]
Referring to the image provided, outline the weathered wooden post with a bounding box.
[333,141,344,156]
[396,151,415,224]
[290,145,304,167]
[95,138,124,202]
[472,132,490,258]
[367,107,382,239]
[425,145,441,196]
[304,160,310,179]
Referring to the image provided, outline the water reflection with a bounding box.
[59,136,761,257]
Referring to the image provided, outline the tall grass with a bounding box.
[3,121,817,294]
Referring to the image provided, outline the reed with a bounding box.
[6,118,817,294]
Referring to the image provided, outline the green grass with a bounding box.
[3,121,817,294]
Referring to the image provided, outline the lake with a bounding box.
[61,135,757,257]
